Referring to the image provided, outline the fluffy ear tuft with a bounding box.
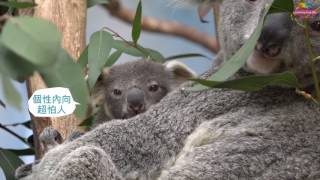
[88,67,111,115]
[164,60,197,84]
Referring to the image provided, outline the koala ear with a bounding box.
[89,67,111,114]
[164,60,197,84]
[98,67,111,82]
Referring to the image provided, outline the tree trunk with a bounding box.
[24,0,87,158]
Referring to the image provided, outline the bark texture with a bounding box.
[24,0,87,158]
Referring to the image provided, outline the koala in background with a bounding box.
[91,60,197,127]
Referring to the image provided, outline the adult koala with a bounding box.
[16,0,320,179]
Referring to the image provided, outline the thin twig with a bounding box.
[103,0,219,53]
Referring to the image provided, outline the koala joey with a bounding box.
[16,0,320,180]
[91,60,196,127]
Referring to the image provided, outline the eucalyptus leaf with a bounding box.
[0,1,36,8]
[0,148,24,180]
[22,121,31,129]
[192,72,299,91]
[1,17,61,66]
[79,46,88,69]
[78,116,93,128]
[143,48,165,63]
[105,50,122,67]
[8,148,34,156]
[88,30,113,89]
[87,0,109,8]
[0,42,36,82]
[192,2,271,90]
[113,40,144,57]
[132,0,142,44]
[40,49,89,119]
[269,0,294,13]
[1,76,22,110]
[165,53,210,61]
[0,99,5,108]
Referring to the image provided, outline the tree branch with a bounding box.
[103,1,219,53]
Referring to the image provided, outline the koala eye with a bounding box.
[149,84,159,92]
[310,21,320,32]
[113,89,122,96]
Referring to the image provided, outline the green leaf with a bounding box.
[1,76,22,110]
[192,3,271,90]
[105,50,122,67]
[0,99,5,108]
[0,42,36,82]
[8,148,34,156]
[113,40,144,57]
[165,53,210,61]
[78,46,88,69]
[132,0,142,44]
[21,121,31,129]
[88,30,113,89]
[1,17,61,66]
[191,71,299,91]
[40,49,89,119]
[209,19,264,81]
[143,48,165,63]
[78,116,93,128]
[269,0,294,13]
[87,0,109,8]
[0,148,24,180]
[0,1,36,9]
[112,40,164,62]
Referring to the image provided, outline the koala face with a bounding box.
[245,12,293,74]
[219,0,274,60]
[93,60,196,120]
[103,61,174,119]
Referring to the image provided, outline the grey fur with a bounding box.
[91,60,196,127]
[17,0,320,179]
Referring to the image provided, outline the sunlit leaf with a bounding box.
[132,0,142,44]
[192,72,299,91]
[1,17,61,66]
[0,148,24,180]
[88,30,113,89]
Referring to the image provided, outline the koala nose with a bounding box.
[255,43,282,58]
[127,87,145,114]
[128,103,145,114]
